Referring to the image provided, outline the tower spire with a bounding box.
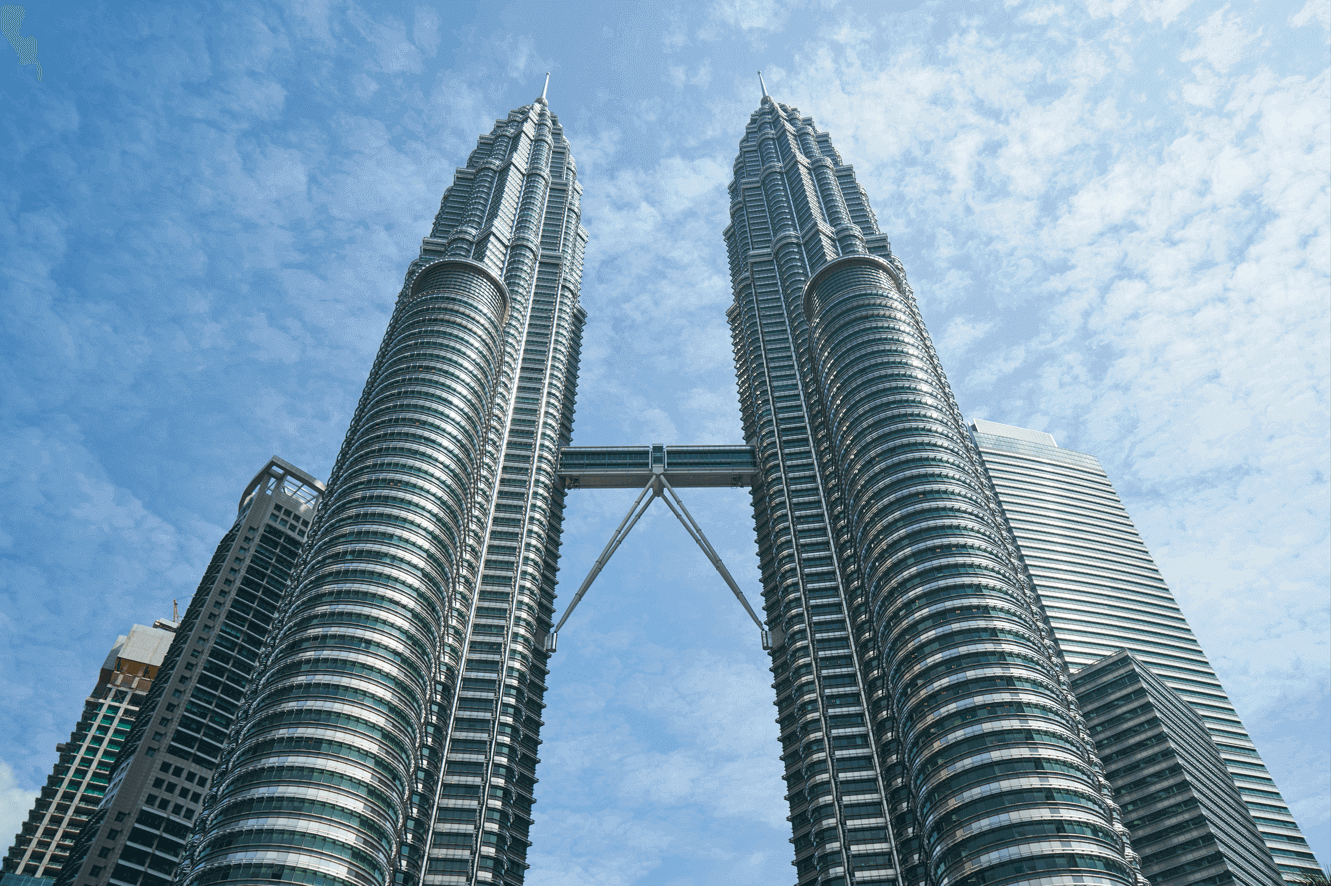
[758,70,769,99]
[178,95,589,886]
[541,71,550,101]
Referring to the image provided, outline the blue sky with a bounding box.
[1,0,1327,882]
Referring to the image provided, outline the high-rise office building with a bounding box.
[970,418,1321,882]
[723,91,1149,886]
[177,91,585,886]
[1072,651,1283,885]
[3,621,176,883]
[53,457,324,886]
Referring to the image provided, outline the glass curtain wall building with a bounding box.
[177,93,586,886]
[3,622,175,883]
[724,93,1146,886]
[1071,651,1283,885]
[54,457,323,886]
[969,418,1321,882]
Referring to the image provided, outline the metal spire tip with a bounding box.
[758,70,769,98]
[541,72,550,101]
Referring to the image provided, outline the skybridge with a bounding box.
[557,444,758,489]
[550,444,775,652]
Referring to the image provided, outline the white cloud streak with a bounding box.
[0,761,38,854]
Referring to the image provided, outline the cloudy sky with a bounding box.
[1,0,1327,882]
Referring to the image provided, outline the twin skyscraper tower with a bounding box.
[32,88,1316,886]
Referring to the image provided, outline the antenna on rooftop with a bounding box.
[758,70,769,98]
[541,72,550,101]
[172,599,179,621]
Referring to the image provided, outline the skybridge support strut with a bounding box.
[547,478,656,651]
[657,476,769,643]
[546,469,772,653]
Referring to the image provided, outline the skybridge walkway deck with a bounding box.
[557,444,758,489]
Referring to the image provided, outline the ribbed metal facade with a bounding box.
[725,95,1145,886]
[178,95,586,886]
[970,419,1322,882]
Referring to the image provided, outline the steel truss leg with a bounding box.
[658,477,769,647]
[548,478,657,649]
[547,474,772,652]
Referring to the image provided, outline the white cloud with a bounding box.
[413,5,441,56]
[679,386,744,444]
[347,6,424,74]
[531,635,789,885]
[1181,6,1262,72]
[668,61,713,89]
[704,0,795,35]
[1292,0,1331,33]
[0,761,37,853]
[937,315,996,361]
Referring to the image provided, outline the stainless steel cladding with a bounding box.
[803,255,1134,886]
[179,94,586,886]
[725,96,1144,886]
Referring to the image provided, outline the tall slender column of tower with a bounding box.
[178,93,586,886]
[726,94,1144,886]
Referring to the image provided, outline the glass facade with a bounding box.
[1072,651,1283,885]
[3,624,175,883]
[176,94,586,886]
[52,457,323,886]
[724,95,1146,886]
[971,418,1322,882]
